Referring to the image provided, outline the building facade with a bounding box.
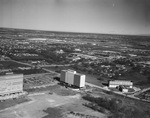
[109,80,133,88]
[66,70,76,85]
[0,74,23,96]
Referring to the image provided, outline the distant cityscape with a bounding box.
[0,28,150,118]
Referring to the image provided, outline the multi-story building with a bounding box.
[60,70,86,88]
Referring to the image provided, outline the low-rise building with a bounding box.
[109,80,133,88]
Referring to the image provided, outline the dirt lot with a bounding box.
[23,73,59,89]
[0,92,106,118]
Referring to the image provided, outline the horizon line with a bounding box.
[0,27,150,37]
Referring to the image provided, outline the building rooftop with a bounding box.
[109,80,133,82]
[0,74,23,80]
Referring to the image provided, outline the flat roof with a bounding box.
[109,80,133,82]
[0,74,23,80]
[74,73,85,76]
[61,70,85,76]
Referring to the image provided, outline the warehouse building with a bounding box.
[0,74,24,100]
[60,70,86,88]
[108,80,133,88]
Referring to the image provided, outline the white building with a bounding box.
[74,73,86,88]
[60,70,86,88]
[109,80,133,88]
[0,74,23,96]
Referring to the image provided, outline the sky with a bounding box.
[0,0,150,35]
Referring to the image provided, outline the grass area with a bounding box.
[88,87,150,116]
[10,55,44,61]
[25,84,78,96]
[0,97,30,110]
[24,84,60,93]
[134,78,150,89]
[13,68,47,75]
[42,107,63,118]
[44,66,74,73]
[24,73,57,89]
[0,60,29,69]
[53,87,77,96]
[135,90,150,101]
[82,95,150,118]
[0,60,47,75]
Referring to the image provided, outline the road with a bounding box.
[132,87,150,96]
[40,64,73,67]
[42,68,60,75]
[85,82,110,91]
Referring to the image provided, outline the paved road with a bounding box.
[40,64,73,67]
[42,68,60,75]
[85,82,110,91]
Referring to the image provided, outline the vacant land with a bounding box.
[0,97,30,111]
[0,80,150,118]
[0,91,106,118]
[23,73,58,89]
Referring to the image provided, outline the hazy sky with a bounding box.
[0,0,150,35]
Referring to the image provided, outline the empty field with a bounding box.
[0,92,106,118]
[23,73,59,90]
